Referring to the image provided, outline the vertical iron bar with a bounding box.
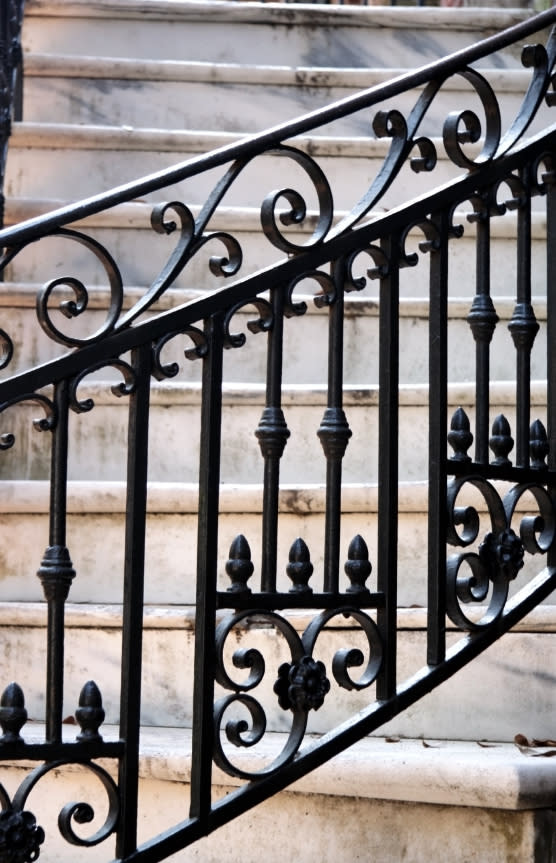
[0,0,25,234]
[256,286,289,592]
[190,313,224,822]
[427,211,450,666]
[467,206,498,464]
[376,236,398,701]
[318,263,351,593]
[37,379,75,745]
[116,342,152,860]
[545,166,556,570]
[509,176,537,467]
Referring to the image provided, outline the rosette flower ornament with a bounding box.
[274,656,331,713]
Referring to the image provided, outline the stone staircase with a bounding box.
[3,2,556,860]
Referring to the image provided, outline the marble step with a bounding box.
[2,727,555,862]
[0,379,547,483]
[4,197,548,298]
[20,54,551,140]
[2,600,556,743]
[21,2,532,68]
[0,280,548,384]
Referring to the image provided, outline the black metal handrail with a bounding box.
[1,6,556,863]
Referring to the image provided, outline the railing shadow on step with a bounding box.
[1,6,556,862]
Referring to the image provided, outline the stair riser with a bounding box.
[22,5,529,67]
[3,612,556,743]
[0,300,548,384]
[21,75,542,142]
[0,506,425,604]
[0,484,545,606]
[0,764,550,863]
[0,390,544,483]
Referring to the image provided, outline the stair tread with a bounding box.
[0,379,542,404]
[0,281,540,320]
[4,196,546,237]
[0,478,429,514]
[8,721,556,810]
[9,121,465,156]
[23,54,535,92]
[3,600,556,632]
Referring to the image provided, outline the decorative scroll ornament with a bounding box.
[446,474,555,630]
[0,394,56,451]
[35,229,124,348]
[2,760,120,851]
[68,359,136,414]
[259,145,334,254]
[214,537,383,779]
[0,329,13,371]
[0,681,118,856]
[222,298,273,350]
[152,325,208,380]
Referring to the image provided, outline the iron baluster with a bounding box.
[190,313,225,823]
[545,157,556,571]
[427,209,452,666]
[36,379,75,745]
[0,0,25,232]
[467,193,500,465]
[255,285,289,592]
[376,234,399,700]
[116,343,152,859]
[317,260,352,593]
[508,168,539,467]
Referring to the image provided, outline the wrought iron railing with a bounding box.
[1,6,556,862]
[0,0,24,232]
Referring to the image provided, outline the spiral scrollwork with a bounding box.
[213,601,383,779]
[260,145,334,253]
[0,757,119,857]
[0,328,13,371]
[68,360,135,414]
[284,270,334,314]
[152,325,207,380]
[222,298,273,350]
[0,393,56,451]
[35,229,123,348]
[498,38,556,155]
[446,476,555,630]
[344,245,389,294]
[213,610,308,779]
[504,483,555,557]
[302,608,383,692]
[443,68,501,169]
[400,217,441,266]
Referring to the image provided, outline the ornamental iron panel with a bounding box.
[0,6,556,862]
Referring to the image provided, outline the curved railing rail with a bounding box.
[1,6,556,863]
